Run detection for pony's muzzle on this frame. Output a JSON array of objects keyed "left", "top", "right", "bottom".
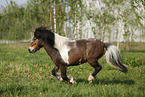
[{"left": 28, "top": 47, "right": 35, "bottom": 53}]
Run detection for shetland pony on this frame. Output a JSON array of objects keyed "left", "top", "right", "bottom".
[{"left": 28, "top": 27, "right": 128, "bottom": 84}]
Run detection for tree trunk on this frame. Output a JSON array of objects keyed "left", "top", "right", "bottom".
[
  {"left": 117, "top": 18, "right": 123, "bottom": 49},
  {"left": 53, "top": 0, "right": 56, "bottom": 32}
]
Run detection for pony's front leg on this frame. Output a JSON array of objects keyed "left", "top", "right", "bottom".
[
  {"left": 60, "top": 65, "right": 77, "bottom": 84},
  {"left": 51, "top": 65, "right": 62, "bottom": 80}
]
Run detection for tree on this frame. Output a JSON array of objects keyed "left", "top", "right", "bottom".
[{"left": 0, "top": 0, "right": 144, "bottom": 50}]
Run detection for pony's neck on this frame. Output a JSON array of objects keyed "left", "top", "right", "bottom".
[{"left": 44, "top": 43, "right": 59, "bottom": 59}]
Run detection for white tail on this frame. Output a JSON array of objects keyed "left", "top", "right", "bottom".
[{"left": 105, "top": 44, "right": 128, "bottom": 73}]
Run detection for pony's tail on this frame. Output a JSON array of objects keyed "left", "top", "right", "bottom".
[{"left": 104, "top": 43, "right": 128, "bottom": 73}]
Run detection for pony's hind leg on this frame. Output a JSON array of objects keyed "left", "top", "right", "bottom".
[{"left": 88, "top": 60, "right": 102, "bottom": 83}]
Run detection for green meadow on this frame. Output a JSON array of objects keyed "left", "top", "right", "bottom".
[{"left": 0, "top": 43, "right": 145, "bottom": 97}]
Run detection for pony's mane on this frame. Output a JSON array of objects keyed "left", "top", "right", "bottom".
[{"left": 35, "top": 27, "right": 55, "bottom": 46}]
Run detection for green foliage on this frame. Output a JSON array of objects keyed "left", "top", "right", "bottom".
[
  {"left": 0, "top": 43, "right": 145, "bottom": 96},
  {"left": 0, "top": 1, "right": 28, "bottom": 40},
  {"left": 122, "top": 51, "right": 145, "bottom": 67},
  {"left": 0, "top": 0, "right": 145, "bottom": 47}
]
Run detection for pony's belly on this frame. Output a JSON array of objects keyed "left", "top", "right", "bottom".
[
  {"left": 67, "top": 61, "right": 87, "bottom": 66},
  {"left": 68, "top": 56, "right": 87, "bottom": 66}
]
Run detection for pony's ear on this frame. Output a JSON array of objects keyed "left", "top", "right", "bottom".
[{"left": 34, "top": 28, "right": 41, "bottom": 39}]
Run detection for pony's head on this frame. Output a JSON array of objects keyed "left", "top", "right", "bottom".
[
  {"left": 28, "top": 38, "right": 41, "bottom": 53},
  {"left": 28, "top": 27, "right": 54, "bottom": 53}
]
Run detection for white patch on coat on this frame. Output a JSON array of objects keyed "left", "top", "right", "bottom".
[{"left": 54, "top": 33, "right": 72, "bottom": 64}]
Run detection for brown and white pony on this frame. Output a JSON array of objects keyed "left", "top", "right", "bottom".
[{"left": 28, "top": 27, "right": 128, "bottom": 84}]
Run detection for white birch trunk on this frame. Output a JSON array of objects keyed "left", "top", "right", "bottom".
[
  {"left": 117, "top": 18, "right": 123, "bottom": 49},
  {"left": 74, "top": 3, "right": 77, "bottom": 39},
  {"left": 53, "top": 1, "right": 56, "bottom": 32}
]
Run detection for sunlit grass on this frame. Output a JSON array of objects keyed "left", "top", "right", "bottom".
[{"left": 0, "top": 43, "right": 145, "bottom": 97}]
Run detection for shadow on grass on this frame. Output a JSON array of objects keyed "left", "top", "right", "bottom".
[{"left": 76, "top": 78, "right": 135, "bottom": 85}]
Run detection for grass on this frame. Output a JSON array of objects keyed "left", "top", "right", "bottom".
[{"left": 0, "top": 43, "right": 145, "bottom": 97}]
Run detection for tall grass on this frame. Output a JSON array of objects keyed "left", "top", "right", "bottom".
[{"left": 0, "top": 43, "right": 145, "bottom": 97}]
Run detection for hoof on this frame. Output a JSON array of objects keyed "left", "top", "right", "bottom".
[
  {"left": 55, "top": 73, "right": 62, "bottom": 80},
  {"left": 89, "top": 80, "right": 92, "bottom": 84},
  {"left": 88, "top": 74, "right": 95, "bottom": 84},
  {"left": 70, "top": 81, "right": 77, "bottom": 84},
  {"left": 70, "top": 77, "right": 77, "bottom": 84},
  {"left": 73, "top": 81, "right": 77, "bottom": 85},
  {"left": 88, "top": 79, "right": 95, "bottom": 84}
]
